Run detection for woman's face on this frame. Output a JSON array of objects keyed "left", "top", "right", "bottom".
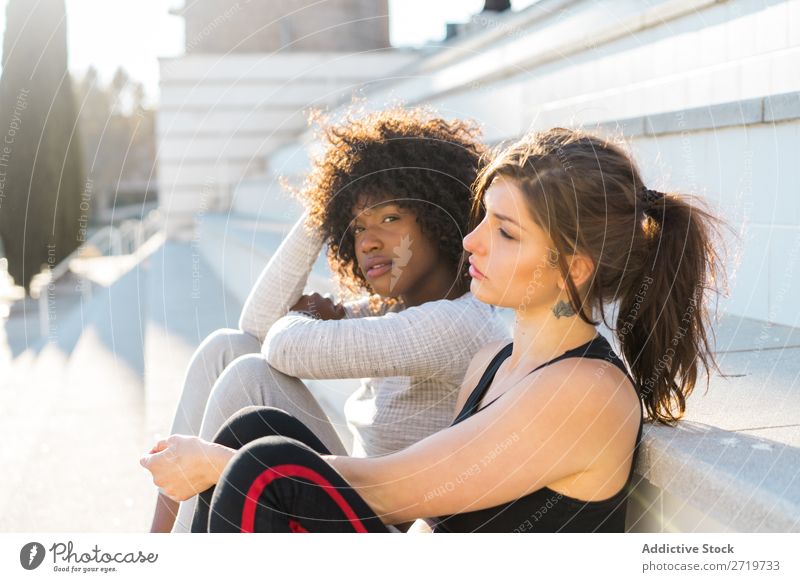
[
  {"left": 350, "top": 196, "right": 444, "bottom": 298},
  {"left": 462, "top": 176, "right": 567, "bottom": 313}
]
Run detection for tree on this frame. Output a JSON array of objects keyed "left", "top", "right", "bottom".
[
  {"left": 0, "top": 0, "right": 85, "bottom": 292},
  {"left": 73, "top": 66, "right": 157, "bottom": 223}
]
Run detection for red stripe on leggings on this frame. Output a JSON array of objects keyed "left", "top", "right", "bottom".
[{"left": 240, "top": 464, "right": 369, "bottom": 533}]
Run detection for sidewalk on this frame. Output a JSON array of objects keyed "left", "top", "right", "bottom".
[{"left": 0, "top": 239, "right": 240, "bottom": 532}]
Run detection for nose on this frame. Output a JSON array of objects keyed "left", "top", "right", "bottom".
[
  {"left": 359, "top": 228, "right": 384, "bottom": 254},
  {"left": 463, "top": 223, "right": 482, "bottom": 255}
]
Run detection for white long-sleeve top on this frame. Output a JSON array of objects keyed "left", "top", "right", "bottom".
[{"left": 239, "top": 210, "right": 511, "bottom": 457}]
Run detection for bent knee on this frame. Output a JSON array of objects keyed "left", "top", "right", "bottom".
[
  {"left": 210, "top": 406, "right": 293, "bottom": 446},
  {"left": 201, "top": 355, "right": 274, "bottom": 433},
  {"left": 200, "top": 328, "right": 261, "bottom": 360},
  {"left": 235, "top": 435, "right": 319, "bottom": 470},
  {"left": 225, "top": 354, "right": 306, "bottom": 397},
  {"left": 223, "top": 405, "right": 297, "bottom": 428}
]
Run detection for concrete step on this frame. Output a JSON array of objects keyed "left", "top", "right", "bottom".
[
  {"left": 142, "top": 239, "right": 244, "bottom": 443},
  {"left": 0, "top": 266, "right": 148, "bottom": 531}
]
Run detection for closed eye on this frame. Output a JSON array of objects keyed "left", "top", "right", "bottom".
[{"left": 498, "top": 228, "right": 514, "bottom": 240}]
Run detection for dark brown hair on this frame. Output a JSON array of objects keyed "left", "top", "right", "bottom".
[
  {"left": 292, "top": 105, "right": 486, "bottom": 311},
  {"left": 471, "top": 127, "right": 731, "bottom": 425}
]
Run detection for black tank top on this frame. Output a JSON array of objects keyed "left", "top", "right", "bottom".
[{"left": 431, "top": 332, "right": 644, "bottom": 533}]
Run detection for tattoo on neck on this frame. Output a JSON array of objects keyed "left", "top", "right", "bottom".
[{"left": 552, "top": 299, "right": 576, "bottom": 318}]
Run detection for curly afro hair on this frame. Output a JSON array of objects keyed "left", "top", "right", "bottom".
[{"left": 292, "top": 105, "right": 487, "bottom": 313}]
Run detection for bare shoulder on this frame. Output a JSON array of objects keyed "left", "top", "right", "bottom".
[
  {"left": 522, "top": 357, "right": 641, "bottom": 445},
  {"left": 451, "top": 339, "right": 512, "bottom": 419}
]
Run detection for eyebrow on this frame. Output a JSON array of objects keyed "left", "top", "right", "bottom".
[
  {"left": 490, "top": 211, "right": 525, "bottom": 231},
  {"left": 352, "top": 201, "right": 399, "bottom": 218}
]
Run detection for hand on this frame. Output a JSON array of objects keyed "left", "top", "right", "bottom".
[
  {"left": 290, "top": 292, "right": 345, "bottom": 320},
  {"left": 139, "top": 435, "right": 235, "bottom": 502}
]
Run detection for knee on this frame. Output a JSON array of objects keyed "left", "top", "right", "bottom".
[
  {"left": 228, "top": 435, "right": 319, "bottom": 478},
  {"left": 209, "top": 353, "right": 271, "bottom": 404},
  {"left": 222, "top": 405, "right": 298, "bottom": 432},
  {"left": 208, "top": 436, "right": 318, "bottom": 532},
  {"left": 214, "top": 354, "right": 304, "bottom": 406},
  {"left": 198, "top": 328, "right": 261, "bottom": 362},
  {"left": 214, "top": 436, "right": 319, "bottom": 503},
  {"left": 211, "top": 406, "right": 302, "bottom": 447}
]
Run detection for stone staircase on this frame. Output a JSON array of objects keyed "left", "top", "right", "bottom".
[
  {"left": 0, "top": 214, "right": 360, "bottom": 532},
  {"left": 0, "top": 236, "right": 241, "bottom": 532}
]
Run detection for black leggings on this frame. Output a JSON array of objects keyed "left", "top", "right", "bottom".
[{"left": 190, "top": 406, "right": 390, "bottom": 533}]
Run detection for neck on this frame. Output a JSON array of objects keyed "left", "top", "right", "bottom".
[
  {"left": 400, "top": 269, "right": 470, "bottom": 308},
  {"left": 507, "top": 302, "right": 598, "bottom": 372}
]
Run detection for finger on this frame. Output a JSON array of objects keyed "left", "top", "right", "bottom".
[
  {"left": 140, "top": 450, "right": 164, "bottom": 466},
  {"left": 140, "top": 447, "right": 170, "bottom": 469},
  {"left": 148, "top": 440, "right": 169, "bottom": 454}
]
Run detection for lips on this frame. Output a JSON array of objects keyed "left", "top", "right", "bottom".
[
  {"left": 363, "top": 257, "right": 393, "bottom": 278},
  {"left": 367, "top": 263, "right": 392, "bottom": 278},
  {"left": 468, "top": 257, "right": 485, "bottom": 279}
]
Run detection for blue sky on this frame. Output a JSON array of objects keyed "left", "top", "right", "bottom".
[{"left": 0, "top": 0, "right": 537, "bottom": 103}]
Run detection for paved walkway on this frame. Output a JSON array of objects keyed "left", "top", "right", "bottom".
[{"left": 0, "top": 239, "right": 241, "bottom": 532}]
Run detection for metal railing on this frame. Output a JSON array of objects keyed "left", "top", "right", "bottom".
[{"left": 32, "top": 210, "right": 163, "bottom": 337}]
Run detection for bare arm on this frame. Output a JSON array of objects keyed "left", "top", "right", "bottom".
[{"left": 325, "top": 361, "right": 634, "bottom": 524}]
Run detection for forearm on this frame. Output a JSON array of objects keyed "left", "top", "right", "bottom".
[
  {"left": 238, "top": 211, "right": 325, "bottom": 342},
  {"left": 205, "top": 443, "right": 237, "bottom": 487},
  {"left": 324, "top": 455, "right": 419, "bottom": 525},
  {"left": 263, "top": 303, "right": 477, "bottom": 380}
]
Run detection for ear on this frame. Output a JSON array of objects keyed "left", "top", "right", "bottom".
[{"left": 559, "top": 252, "right": 594, "bottom": 291}]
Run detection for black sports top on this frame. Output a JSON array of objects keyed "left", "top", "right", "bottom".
[{"left": 430, "top": 332, "right": 644, "bottom": 533}]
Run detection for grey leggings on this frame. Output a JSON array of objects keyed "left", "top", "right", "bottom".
[{"left": 168, "top": 328, "right": 347, "bottom": 533}]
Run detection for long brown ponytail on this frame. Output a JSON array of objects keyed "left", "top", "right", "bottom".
[{"left": 471, "top": 128, "right": 731, "bottom": 425}]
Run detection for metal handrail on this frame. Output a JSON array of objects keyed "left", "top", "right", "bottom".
[{"left": 35, "top": 210, "right": 163, "bottom": 337}]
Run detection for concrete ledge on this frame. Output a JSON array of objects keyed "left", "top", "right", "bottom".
[
  {"left": 630, "top": 422, "right": 800, "bottom": 532},
  {"left": 599, "top": 91, "right": 800, "bottom": 138},
  {"left": 764, "top": 92, "right": 800, "bottom": 123}
]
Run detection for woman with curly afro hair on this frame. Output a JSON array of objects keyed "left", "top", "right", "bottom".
[{"left": 145, "top": 106, "right": 511, "bottom": 533}]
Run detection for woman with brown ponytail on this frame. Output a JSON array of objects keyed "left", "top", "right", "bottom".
[{"left": 155, "top": 127, "right": 728, "bottom": 533}]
